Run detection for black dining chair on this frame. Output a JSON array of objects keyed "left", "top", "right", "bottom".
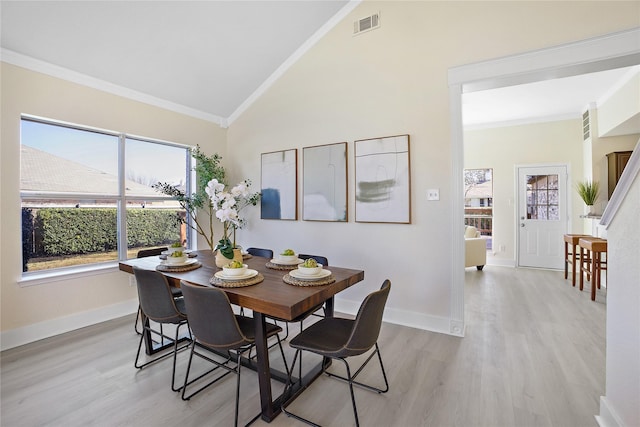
[
  {"left": 179, "top": 281, "right": 288, "bottom": 427},
  {"left": 134, "top": 247, "right": 183, "bottom": 335},
  {"left": 133, "top": 267, "right": 191, "bottom": 392},
  {"left": 282, "top": 279, "right": 391, "bottom": 427},
  {"left": 246, "top": 247, "right": 274, "bottom": 259}
]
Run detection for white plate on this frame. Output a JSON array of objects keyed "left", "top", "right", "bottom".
[
  {"left": 161, "top": 258, "right": 199, "bottom": 267},
  {"left": 214, "top": 269, "right": 259, "bottom": 281},
  {"left": 161, "top": 249, "right": 193, "bottom": 256},
  {"left": 271, "top": 258, "right": 304, "bottom": 266},
  {"left": 288, "top": 269, "right": 332, "bottom": 281}
]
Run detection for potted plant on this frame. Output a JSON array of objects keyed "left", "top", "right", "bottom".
[
  {"left": 153, "top": 145, "right": 226, "bottom": 251},
  {"left": 205, "top": 178, "right": 261, "bottom": 267},
  {"left": 576, "top": 180, "right": 600, "bottom": 214}
]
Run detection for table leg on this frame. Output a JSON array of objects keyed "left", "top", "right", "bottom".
[
  {"left": 253, "top": 312, "right": 278, "bottom": 422},
  {"left": 591, "top": 252, "right": 598, "bottom": 301},
  {"left": 579, "top": 246, "right": 585, "bottom": 291},
  {"left": 564, "top": 241, "right": 569, "bottom": 280},
  {"left": 571, "top": 244, "right": 577, "bottom": 286}
]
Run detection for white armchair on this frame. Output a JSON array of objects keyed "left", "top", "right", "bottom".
[{"left": 465, "top": 226, "right": 486, "bottom": 270}]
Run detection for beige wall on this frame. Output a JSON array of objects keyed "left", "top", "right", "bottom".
[
  {"left": 464, "top": 119, "right": 584, "bottom": 265},
  {"left": 1, "top": 0, "right": 638, "bottom": 343},
  {"left": 0, "top": 63, "right": 226, "bottom": 335},
  {"left": 227, "top": 1, "right": 640, "bottom": 327},
  {"left": 598, "top": 72, "right": 640, "bottom": 136}
]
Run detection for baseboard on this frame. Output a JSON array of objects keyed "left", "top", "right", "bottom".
[
  {"left": 335, "top": 297, "right": 457, "bottom": 337},
  {"left": 487, "top": 257, "right": 516, "bottom": 267},
  {"left": 596, "top": 396, "right": 624, "bottom": 427},
  {"left": 2, "top": 295, "right": 461, "bottom": 351},
  {"left": 0, "top": 299, "right": 138, "bottom": 351}
]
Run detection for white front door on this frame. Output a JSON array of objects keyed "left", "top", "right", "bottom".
[{"left": 517, "top": 165, "right": 568, "bottom": 269}]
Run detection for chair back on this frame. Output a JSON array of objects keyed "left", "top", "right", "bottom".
[
  {"left": 246, "top": 247, "right": 274, "bottom": 259},
  {"left": 133, "top": 267, "right": 186, "bottom": 324},
  {"left": 137, "top": 247, "right": 168, "bottom": 258},
  {"left": 298, "top": 254, "right": 329, "bottom": 266},
  {"left": 180, "top": 282, "right": 252, "bottom": 350},
  {"left": 342, "top": 280, "right": 390, "bottom": 356}
]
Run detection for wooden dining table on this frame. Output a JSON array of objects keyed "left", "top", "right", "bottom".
[{"left": 119, "top": 250, "right": 365, "bottom": 423}]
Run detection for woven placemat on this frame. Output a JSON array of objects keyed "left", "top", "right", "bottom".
[
  {"left": 156, "top": 261, "right": 202, "bottom": 273},
  {"left": 242, "top": 253, "right": 253, "bottom": 260},
  {"left": 210, "top": 273, "right": 264, "bottom": 288},
  {"left": 266, "top": 261, "right": 299, "bottom": 271},
  {"left": 283, "top": 274, "right": 335, "bottom": 287}
]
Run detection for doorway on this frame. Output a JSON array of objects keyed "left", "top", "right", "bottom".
[
  {"left": 448, "top": 28, "right": 640, "bottom": 337},
  {"left": 516, "top": 165, "right": 568, "bottom": 269}
]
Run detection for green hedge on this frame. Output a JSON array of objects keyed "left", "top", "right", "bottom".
[{"left": 28, "top": 208, "right": 181, "bottom": 256}]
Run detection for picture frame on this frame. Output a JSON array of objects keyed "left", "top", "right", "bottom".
[
  {"left": 303, "top": 142, "right": 348, "bottom": 222},
  {"left": 260, "top": 149, "right": 298, "bottom": 220},
  {"left": 354, "top": 134, "right": 411, "bottom": 223}
]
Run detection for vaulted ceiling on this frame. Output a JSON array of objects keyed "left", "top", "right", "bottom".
[{"left": 1, "top": 1, "right": 637, "bottom": 129}]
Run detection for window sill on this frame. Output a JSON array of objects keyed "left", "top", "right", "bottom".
[{"left": 18, "top": 262, "right": 121, "bottom": 287}]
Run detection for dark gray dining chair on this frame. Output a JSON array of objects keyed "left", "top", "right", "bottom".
[
  {"left": 133, "top": 267, "right": 191, "bottom": 392},
  {"left": 246, "top": 247, "right": 274, "bottom": 259},
  {"left": 179, "top": 281, "right": 288, "bottom": 427},
  {"left": 134, "top": 247, "right": 180, "bottom": 335},
  {"left": 282, "top": 279, "right": 391, "bottom": 427}
]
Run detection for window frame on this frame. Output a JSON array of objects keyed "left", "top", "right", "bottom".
[{"left": 19, "top": 115, "right": 194, "bottom": 284}]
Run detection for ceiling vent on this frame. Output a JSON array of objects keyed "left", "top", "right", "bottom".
[
  {"left": 353, "top": 12, "right": 380, "bottom": 36},
  {"left": 582, "top": 110, "right": 591, "bottom": 141}
]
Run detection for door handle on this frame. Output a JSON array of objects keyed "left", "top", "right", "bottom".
[{"left": 521, "top": 223, "right": 525, "bottom": 227}]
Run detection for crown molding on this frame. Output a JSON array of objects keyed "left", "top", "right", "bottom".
[
  {"left": 464, "top": 112, "right": 581, "bottom": 131},
  {"left": 1, "top": 48, "right": 228, "bottom": 128},
  {"left": 226, "top": 0, "right": 362, "bottom": 126}
]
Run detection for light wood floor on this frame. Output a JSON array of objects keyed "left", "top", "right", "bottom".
[{"left": 1, "top": 267, "right": 606, "bottom": 426}]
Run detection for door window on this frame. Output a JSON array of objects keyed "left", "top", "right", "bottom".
[{"left": 526, "top": 174, "right": 559, "bottom": 220}]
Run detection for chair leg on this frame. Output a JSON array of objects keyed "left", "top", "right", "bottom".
[
  {"left": 135, "top": 319, "right": 190, "bottom": 392},
  {"left": 338, "top": 358, "right": 360, "bottom": 427},
  {"left": 325, "top": 343, "right": 389, "bottom": 394},
  {"left": 282, "top": 345, "right": 389, "bottom": 427},
  {"left": 134, "top": 305, "right": 142, "bottom": 335},
  {"left": 234, "top": 350, "right": 242, "bottom": 427}
]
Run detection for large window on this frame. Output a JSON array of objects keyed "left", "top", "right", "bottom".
[{"left": 20, "top": 116, "right": 191, "bottom": 274}]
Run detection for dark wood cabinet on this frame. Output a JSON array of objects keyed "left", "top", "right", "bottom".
[{"left": 607, "top": 151, "right": 633, "bottom": 199}]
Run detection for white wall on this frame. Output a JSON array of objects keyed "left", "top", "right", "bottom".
[
  {"left": 0, "top": 63, "right": 226, "bottom": 346},
  {"left": 464, "top": 119, "right": 585, "bottom": 265},
  {"left": 600, "top": 170, "right": 640, "bottom": 427},
  {"left": 598, "top": 71, "right": 640, "bottom": 137},
  {"left": 226, "top": 1, "right": 640, "bottom": 333}
]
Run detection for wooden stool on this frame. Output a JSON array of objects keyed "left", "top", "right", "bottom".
[
  {"left": 563, "top": 234, "right": 590, "bottom": 287},
  {"left": 579, "top": 237, "right": 608, "bottom": 301}
]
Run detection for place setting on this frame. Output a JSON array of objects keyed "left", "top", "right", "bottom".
[
  {"left": 266, "top": 249, "right": 305, "bottom": 270},
  {"left": 156, "top": 248, "right": 202, "bottom": 272},
  {"left": 210, "top": 260, "right": 264, "bottom": 288},
  {"left": 283, "top": 258, "right": 335, "bottom": 287}
]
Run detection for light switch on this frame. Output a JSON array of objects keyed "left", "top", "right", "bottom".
[{"left": 427, "top": 189, "right": 440, "bottom": 201}]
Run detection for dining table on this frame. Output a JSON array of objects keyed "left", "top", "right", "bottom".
[{"left": 119, "top": 250, "right": 365, "bottom": 423}]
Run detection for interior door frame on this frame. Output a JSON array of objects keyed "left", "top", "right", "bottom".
[
  {"left": 448, "top": 28, "right": 640, "bottom": 337},
  {"left": 515, "top": 163, "right": 571, "bottom": 269}
]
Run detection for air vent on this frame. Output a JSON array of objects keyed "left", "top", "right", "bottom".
[
  {"left": 353, "top": 12, "right": 380, "bottom": 36},
  {"left": 582, "top": 110, "right": 590, "bottom": 141}
]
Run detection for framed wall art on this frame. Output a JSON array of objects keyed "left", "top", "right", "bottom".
[
  {"left": 260, "top": 149, "right": 298, "bottom": 220},
  {"left": 303, "top": 142, "right": 348, "bottom": 222},
  {"left": 354, "top": 134, "right": 411, "bottom": 223}
]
